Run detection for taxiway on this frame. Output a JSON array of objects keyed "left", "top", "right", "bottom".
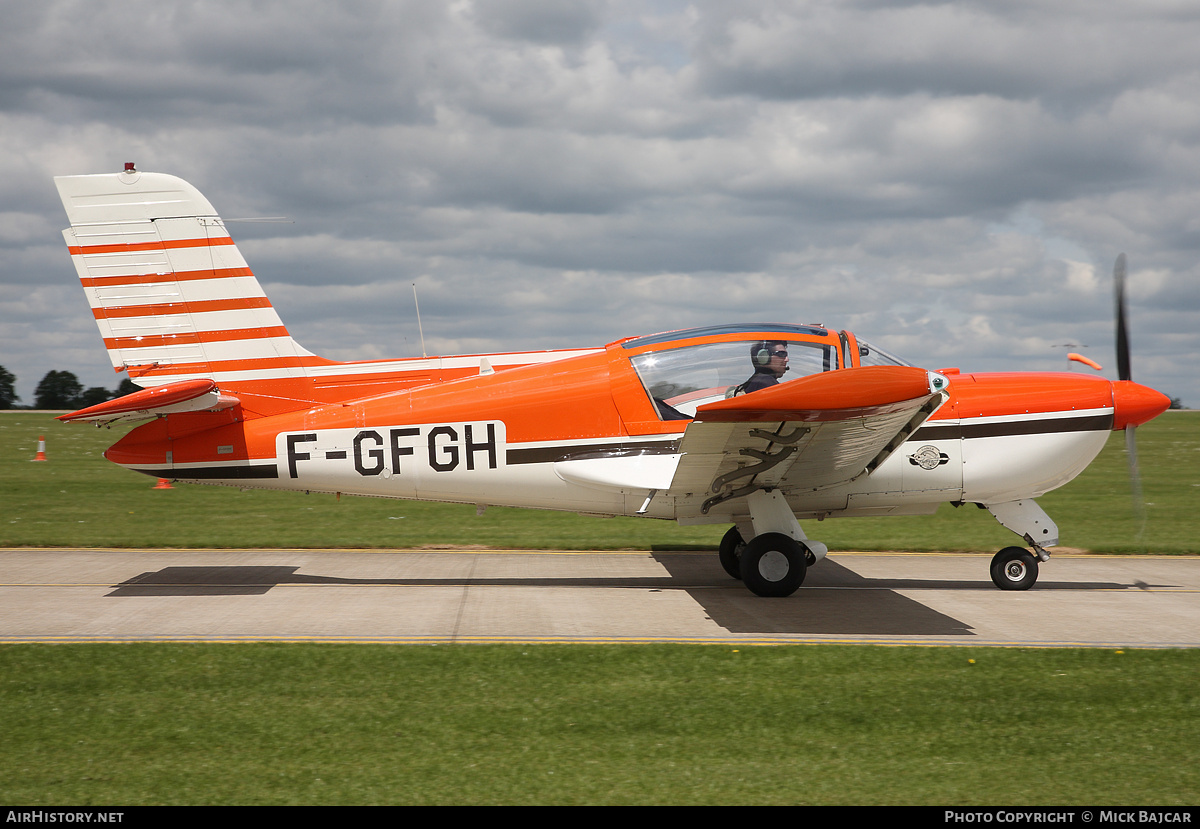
[{"left": 2, "top": 547, "right": 1198, "bottom": 647}]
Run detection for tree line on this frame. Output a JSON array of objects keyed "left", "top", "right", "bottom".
[{"left": 0, "top": 366, "right": 138, "bottom": 410}]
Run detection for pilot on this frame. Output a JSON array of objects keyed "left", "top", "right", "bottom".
[{"left": 736, "top": 341, "right": 789, "bottom": 395}]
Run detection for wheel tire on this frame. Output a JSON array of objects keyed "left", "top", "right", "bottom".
[
  {"left": 741, "top": 532, "right": 807, "bottom": 597},
  {"left": 719, "top": 526, "right": 745, "bottom": 580},
  {"left": 990, "top": 546, "right": 1039, "bottom": 591}
]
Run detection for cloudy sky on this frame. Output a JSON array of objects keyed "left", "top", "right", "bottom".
[{"left": 2, "top": 0, "right": 1197, "bottom": 407}]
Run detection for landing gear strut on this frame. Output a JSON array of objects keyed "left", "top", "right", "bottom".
[
  {"left": 719, "top": 491, "right": 826, "bottom": 597},
  {"left": 984, "top": 499, "right": 1056, "bottom": 591},
  {"left": 989, "top": 546, "right": 1039, "bottom": 591}
]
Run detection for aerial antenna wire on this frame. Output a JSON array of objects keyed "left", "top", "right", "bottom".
[{"left": 413, "top": 283, "right": 427, "bottom": 358}]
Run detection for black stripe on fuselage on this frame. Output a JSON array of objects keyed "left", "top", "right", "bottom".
[
  {"left": 507, "top": 414, "right": 1113, "bottom": 467},
  {"left": 909, "top": 412, "right": 1113, "bottom": 442},
  {"left": 132, "top": 465, "right": 280, "bottom": 480},
  {"left": 130, "top": 414, "right": 1111, "bottom": 480},
  {"left": 506, "top": 440, "right": 681, "bottom": 466},
  {"left": 133, "top": 443, "right": 682, "bottom": 477}
]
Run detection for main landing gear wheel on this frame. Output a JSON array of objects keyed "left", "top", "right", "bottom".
[
  {"left": 719, "top": 526, "right": 745, "bottom": 580},
  {"left": 740, "top": 532, "right": 807, "bottom": 597},
  {"left": 990, "top": 546, "right": 1039, "bottom": 591}
]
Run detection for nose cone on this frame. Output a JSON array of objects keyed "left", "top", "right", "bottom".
[{"left": 1112, "top": 380, "right": 1171, "bottom": 430}]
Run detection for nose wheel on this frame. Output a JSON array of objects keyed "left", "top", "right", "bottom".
[{"left": 990, "top": 546, "right": 1039, "bottom": 590}]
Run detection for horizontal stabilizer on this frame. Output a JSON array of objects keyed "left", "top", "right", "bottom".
[{"left": 58, "top": 379, "right": 239, "bottom": 425}]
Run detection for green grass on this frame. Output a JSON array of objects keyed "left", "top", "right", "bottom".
[
  {"left": 3, "top": 413, "right": 1198, "bottom": 805},
  {"left": 1, "top": 643, "right": 1197, "bottom": 805},
  {"left": 2, "top": 410, "right": 1197, "bottom": 552}
]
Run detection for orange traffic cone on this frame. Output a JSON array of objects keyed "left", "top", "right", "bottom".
[
  {"left": 153, "top": 478, "right": 173, "bottom": 490},
  {"left": 32, "top": 436, "right": 47, "bottom": 461}
]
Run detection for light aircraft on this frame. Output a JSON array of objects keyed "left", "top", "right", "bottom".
[{"left": 53, "top": 166, "right": 1171, "bottom": 597}]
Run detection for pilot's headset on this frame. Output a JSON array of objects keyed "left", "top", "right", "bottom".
[
  {"left": 727, "top": 341, "right": 779, "bottom": 398},
  {"left": 752, "top": 341, "right": 774, "bottom": 367}
]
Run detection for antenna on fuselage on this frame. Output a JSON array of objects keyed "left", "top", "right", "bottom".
[{"left": 413, "top": 283, "right": 427, "bottom": 358}]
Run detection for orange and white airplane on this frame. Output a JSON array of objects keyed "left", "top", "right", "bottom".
[{"left": 53, "top": 166, "right": 1171, "bottom": 597}]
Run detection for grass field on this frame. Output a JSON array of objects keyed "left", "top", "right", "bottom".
[
  {"left": 2, "top": 410, "right": 1197, "bottom": 553},
  {"left": 1, "top": 644, "right": 1198, "bottom": 806},
  {"left": 2, "top": 410, "right": 1198, "bottom": 805}
]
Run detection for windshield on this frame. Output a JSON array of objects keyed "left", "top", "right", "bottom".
[
  {"left": 630, "top": 339, "right": 839, "bottom": 420},
  {"left": 855, "top": 339, "right": 912, "bottom": 367}
]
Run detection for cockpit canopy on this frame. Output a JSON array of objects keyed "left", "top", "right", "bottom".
[{"left": 622, "top": 324, "right": 910, "bottom": 420}]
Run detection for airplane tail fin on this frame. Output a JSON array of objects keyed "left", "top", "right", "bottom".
[{"left": 55, "top": 168, "right": 319, "bottom": 391}]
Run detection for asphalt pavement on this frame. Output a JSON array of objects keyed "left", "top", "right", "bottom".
[{"left": 2, "top": 547, "right": 1198, "bottom": 647}]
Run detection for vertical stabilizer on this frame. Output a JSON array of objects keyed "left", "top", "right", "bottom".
[{"left": 55, "top": 168, "right": 317, "bottom": 388}]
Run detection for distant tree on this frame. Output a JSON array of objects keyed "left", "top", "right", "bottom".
[
  {"left": 1169, "top": 397, "right": 1184, "bottom": 410},
  {"left": 34, "top": 370, "right": 84, "bottom": 410},
  {"left": 115, "top": 378, "right": 140, "bottom": 397},
  {"left": 78, "top": 386, "right": 114, "bottom": 407},
  {"left": 0, "top": 365, "right": 17, "bottom": 409}
]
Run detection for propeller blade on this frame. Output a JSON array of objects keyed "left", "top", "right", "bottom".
[
  {"left": 1115, "top": 255, "right": 1145, "bottom": 538},
  {"left": 1114, "top": 253, "right": 1131, "bottom": 382}
]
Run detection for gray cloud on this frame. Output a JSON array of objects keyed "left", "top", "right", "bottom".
[
  {"left": 472, "top": 0, "right": 608, "bottom": 45},
  {"left": 691, "top": 1, "right": 1200, "bottom": 105},
  {"left": 1, "top": 0, "right": 1197, "bottom": 409}
]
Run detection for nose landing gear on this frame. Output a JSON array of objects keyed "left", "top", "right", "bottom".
[{"left": 989, "top": 545, "right": 1040, "bottom": 590}]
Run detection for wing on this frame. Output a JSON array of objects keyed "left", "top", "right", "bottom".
[{"left": 667, "top": 366, "right": 949, "bottom": 517}]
